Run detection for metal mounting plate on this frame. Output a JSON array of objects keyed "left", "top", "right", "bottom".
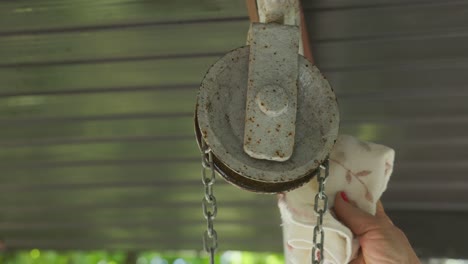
[
  {"left": 196, "top": 46, "right": 339, "bottom": 192},
  {"left": 244, "top": 23, "right": 299, "bottom": 161}
]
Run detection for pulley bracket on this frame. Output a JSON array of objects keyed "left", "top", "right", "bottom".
[{"left": 243, "top": 23, "right": 300, "bottom": 162}]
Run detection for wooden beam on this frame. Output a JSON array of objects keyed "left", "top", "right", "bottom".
[
  {"left": 245, "top": 0, "right": 260, "bottom": 23},
  {"left": 299, "top": 1, "right": 314, "bottom": 63}
]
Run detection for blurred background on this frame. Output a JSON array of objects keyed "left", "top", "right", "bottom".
[{"left": 0, "top": 0, "right": 467, "bottom": 263}]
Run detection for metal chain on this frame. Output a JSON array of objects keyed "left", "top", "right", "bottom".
[
  {"left": 200, "top": 140, "right": 218, "bottom": 264},
  {"left": 200, "top": 139, "right": 328, "bottom": 264},
  {"left": 312, "top": 159, "right": 330, "bottom": 264}
]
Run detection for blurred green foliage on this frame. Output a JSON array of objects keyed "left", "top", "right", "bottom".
[{"left": 0, "top": 250, "right": 284, "bottom": 264}]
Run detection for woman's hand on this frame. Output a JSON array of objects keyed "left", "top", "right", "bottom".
[{"left": 334, "top": 192, "right": 421, "bottom": 264}]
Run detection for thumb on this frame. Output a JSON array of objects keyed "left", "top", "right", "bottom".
[{"left": 334, "top": 192, "right": 378, "bottom": 236}]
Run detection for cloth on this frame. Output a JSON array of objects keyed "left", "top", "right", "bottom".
[{"left": 278, "top": 135, "right": 395, "bottom": 264}]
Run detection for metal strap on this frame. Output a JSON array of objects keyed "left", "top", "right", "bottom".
[{"left": 243, "top": 23, "right": 300, "bottom": 162}]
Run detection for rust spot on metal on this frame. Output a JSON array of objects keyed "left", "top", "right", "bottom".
[
  {"left": 275, "top": 150, "right": 285, "bottom": 158},
  {"left": 206, "top": 102, "right": 212, "bottom": 111},
  {"left": 257, "top": 139, "right": 261, "bottom": 144},
  {"left": 248, "top": 117, "right": 255, "bottom": 123},
  {"left": 256, "top": 124, "right": 260, "bottom": 127},
  {"left": 288, "top": 132, "right": 293, "bottom": 136}
]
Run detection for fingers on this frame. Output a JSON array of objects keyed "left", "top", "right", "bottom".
[
  {"left": 349, "top": 255, "right": 366, "bottom": 264},
  {"left": 375, "top": 200, "right": 386, "bottom": 217},
  {"left": 376, "top": 200, "right": 394, "bottom": 225},
  {"left": 334, "top": 192, "right": 378, "bottom": 236}
]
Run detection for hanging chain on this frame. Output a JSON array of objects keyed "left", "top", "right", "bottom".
[
  {"left": 312, "top": 159, "right": 330, "bottom": 264},
  {"left": 200, "top": 140, "right": 218, "bottom": 264}
]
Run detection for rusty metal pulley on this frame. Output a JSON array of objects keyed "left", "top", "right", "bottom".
[{"left": 194, "top": 2, "right": 339, "bottom": 194}]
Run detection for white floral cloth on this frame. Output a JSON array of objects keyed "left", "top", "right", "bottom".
[{"left": 278, "top": 135, "right": 395, "bottom": 264}]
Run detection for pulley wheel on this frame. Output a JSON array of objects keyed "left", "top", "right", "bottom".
[{"left": 194, "top": 46, "right": 339, "bottom": 193}]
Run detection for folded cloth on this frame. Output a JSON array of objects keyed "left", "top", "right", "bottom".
[{"left": 278, "top": 135, "right": 395, "bottom": 264}]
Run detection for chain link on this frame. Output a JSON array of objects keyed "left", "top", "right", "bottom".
[
  {"left": 200, "top": 140, "right": 218, "bottom": 264},
  {"left": 312, "top": 159, "right": 330, "bottom": 264}
]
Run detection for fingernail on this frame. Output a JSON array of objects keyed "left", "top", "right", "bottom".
[{"left": 340, "top": 191, "right": 349, "bottom": 203}]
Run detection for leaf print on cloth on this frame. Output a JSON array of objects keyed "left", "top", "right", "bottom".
[
  {"left": 365, "top": 190, "right": 374, "bottom": 203},
  {"left": 330, "top": 158, "right": 374, "bottom": 203},
  {"left": 385, "top": 162, "right": 393, "bottom": 176},
  {"left": 358, "top": 141, "right": 372, "bottom": 152},
  {"left": 345, "top": 171, "right": 352, "bottom": 183},
  {"left": 355, "top": 170, "right": 372, "bottom": 177}
]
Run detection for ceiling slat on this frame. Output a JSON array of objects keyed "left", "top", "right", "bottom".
[
  {"left": 0, "top": 184, "right": 272, "bottom": 206},
  {"left": 0, "top": 203, "right": 279, "bottom": 222},
  {"left": 1, "top": 58, "right": 467, "bottom": 98},
  {"left": 304, "top": 0, "right": 467, "bottom": 10},
  {"left": 4, "top": 236, "right": 282, "bottom": 252},
  {"left": 0, "top": 0, "right": 248, "bottom": 34},
  {"left": 0, "top": 134, "right": 466, "bottom": 164},
  {"left": 1, "top": 89, "right": 466, "bottom": 121},
  {"left": 315, "top": 35, "right": 468, "bottom": 69},
  {"left": 1, "top": 115, "right": 467, "bottom": 142},
  {"left": 0, "top": 58, "right": 214, "bottom": 94},
  {"left": 0, "top": 21, "right": 248, "bottom": 66},
  {"left": 304, "top": 1, "right": 468, "bottom": 41},
  {"left": 0, "top": 178, "right": 467, "bottom": 209}
]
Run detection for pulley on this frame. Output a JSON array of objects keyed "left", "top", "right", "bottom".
[{"left": 194, "top": 1, "right": 339, "bottom": 193}]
